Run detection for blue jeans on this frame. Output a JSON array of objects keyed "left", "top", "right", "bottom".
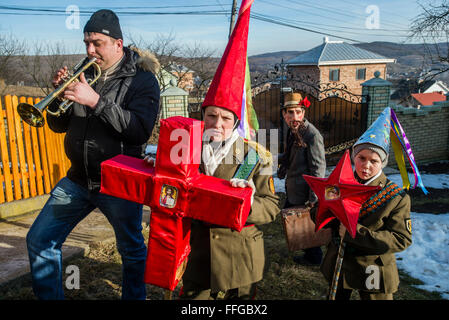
[{"left": 26, "top": 177, "right": 147, "bottom": 300}]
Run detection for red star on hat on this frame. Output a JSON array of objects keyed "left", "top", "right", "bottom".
[{"left": 303, "top": 150, "right": 381, "bottom": 238}]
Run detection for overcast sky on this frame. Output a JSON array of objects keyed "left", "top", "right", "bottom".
[{"left": 0, "top": 0, "right": 424, "bottom": 56}]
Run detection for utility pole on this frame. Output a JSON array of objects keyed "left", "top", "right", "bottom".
[{"left": 228, "top": 0, "right": 238, "bottom": 38}]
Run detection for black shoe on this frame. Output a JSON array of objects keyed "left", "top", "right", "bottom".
[{"left": 293, "top": 255, "right": 321, "bottom": 266}]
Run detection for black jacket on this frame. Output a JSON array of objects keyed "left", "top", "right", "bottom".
[{"left": 47, "top": 46, "right": 160, "bottom": 191}]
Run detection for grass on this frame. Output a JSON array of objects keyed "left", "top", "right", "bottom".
[
  {"left": 256, "top": 214, "right": 444, "bottom": 300},
  {"left": 0, "top": 190, "right": 446, "bottom": 300},
  {"left": 409, "top": 188, "right": 449, "bottom": 214}
]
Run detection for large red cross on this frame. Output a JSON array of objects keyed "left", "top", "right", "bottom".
[{"left": 100, "top": 116, "right": 253, "bottom": 291}]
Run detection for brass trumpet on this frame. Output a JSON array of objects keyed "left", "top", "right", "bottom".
[{"left": 17, "top": 57, "right": 101, "bottom": 127}]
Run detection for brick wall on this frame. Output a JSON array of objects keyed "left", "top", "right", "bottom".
[
  {"left": 319, "top": 63, "right": 387, "bottom": 95},
  {"left": 288, "top": 66, "right": 320, "bottom": 83},
  {"left": 160, "top": 95, "right": 189, "bottom": 119},
  {"left": 363, "top": 74, "right": 449, "bottom": 164},
  {"left": 289, "top": 64, "right": 388, "bottom": 96},
  {"left": 388, "top": 104, "right": 449, "bottom": 164},
  {"left": 363, "top": 85, "right": 392, "bottom": 125}
]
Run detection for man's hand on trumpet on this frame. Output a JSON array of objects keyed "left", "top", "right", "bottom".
[
  {"left": 63, "top": 72, "right": 100, "bottom": 109},
  {"left": 52, "top": 66, "right": 69, "bottom": 89}
]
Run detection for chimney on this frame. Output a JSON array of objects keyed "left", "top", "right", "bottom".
[{"left": 323, "top": 36, "right": 329, "bottom": 43}]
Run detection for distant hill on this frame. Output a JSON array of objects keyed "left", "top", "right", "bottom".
[
  {"left": 248, "top": 51, "right": 302, "bottom": 73},
  {"left": 248, "top": 41, "right": 449, "bottom": 79},
  {"left": 4, "top": 41, "right": 449, "bottom": 90}
]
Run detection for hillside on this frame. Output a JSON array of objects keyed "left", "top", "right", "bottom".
[
  {"left": 247, "top": 41, "right": 448, "bottom": 78},
  {"left": 3, "top": 41, "right": 449, "bottom": 91}
]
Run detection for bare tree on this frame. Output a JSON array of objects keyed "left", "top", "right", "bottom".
[
  {"left": 18, "top": 40, "right": 79, "bottom": 95},
  {"left": 128, "top": 32, "right": 217, "bottom": 97},
  {"left": 128, "top": 31, "right": 184, "bottom": 91},
  {"left": 410, "top": 0, "right": 449, "bottom": 80},
  {"left": 180, "top": 42, "right": 216, "bottom": 99},
  {"left": 185, "top": 43, "right": 219, "bottom": 100},
  {"left": 0, "top": 33, "right": 26, "bottom": 94}
]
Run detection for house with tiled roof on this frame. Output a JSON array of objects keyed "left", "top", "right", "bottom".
[
  {"left": 286, "top": 37, "right": 396, "bottom": 95},
  {"left": 410, "top": 92, "right": 446, "bottom": 108},
  {"left": 390, "top": 79, "right": 449, "bottom": 107}
]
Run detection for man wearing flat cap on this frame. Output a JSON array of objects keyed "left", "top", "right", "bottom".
[
  {"left": 278, "top": 92, "right": 326, "bottom": 266},
  {"left": 26, "top": 9, "right": 160, "bottom": 300}
]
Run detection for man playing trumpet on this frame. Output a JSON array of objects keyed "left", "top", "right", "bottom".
[{"left": 26, "top": 9, "right": 160, "bottom": 300}]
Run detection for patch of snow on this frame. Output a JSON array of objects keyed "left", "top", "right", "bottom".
[
  {"left": 387, "top": 173, "right": 449, "bottom": 189},
  {"left": 145, "top": 144, "right": 157, "bottom": 155},
  {"left": 396, "top": 212, "right": 449, "bottom": 299}
]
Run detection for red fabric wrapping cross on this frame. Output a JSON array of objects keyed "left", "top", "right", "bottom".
[{"left": 100, "top": 116, "right": 253, "bottom": 290}]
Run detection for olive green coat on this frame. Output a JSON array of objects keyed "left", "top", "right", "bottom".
[
  {"left": 182, "top": 137, "right": 280, "bottom": 292},
  {"left": 320, "top": 173, "right": 412, "bottom": 294}
]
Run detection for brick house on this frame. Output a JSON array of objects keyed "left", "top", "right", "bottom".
[
  {"left": 390, "top": 79, "right": 449, "bottom": 107},
  {"left": 286, "top": 37, "right": 396, "bottom": 95},
  {"left": 167, "top": 63, "right": 195, "bottom": 93},
  {"left": 410, "top": 92, "right": 446, "bottom": 108}
]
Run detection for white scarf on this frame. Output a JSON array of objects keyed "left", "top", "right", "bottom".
[
  {"left": 363, "top": 170, "right": 382, "bottom": 185},
  {"left": 202, "top": 130, "right": 240, "bottom": 176}
]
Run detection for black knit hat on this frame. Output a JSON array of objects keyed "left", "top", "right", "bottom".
[{"left": 84, "top": 9, "right": 123, "bottom": 40}]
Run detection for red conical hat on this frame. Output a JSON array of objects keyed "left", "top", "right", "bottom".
[{"left": 201, "top": 0, "right": 254, "bottom": 120}]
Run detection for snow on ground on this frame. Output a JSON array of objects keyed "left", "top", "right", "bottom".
[
  {"left": 274, "top": 173, "right": 449, "bottom": 299},
  {"left": 388, "top": 173, "right": 449, "bottom": 189},
  {"left": 147, "top": 143, "right": 449, "bottom": 298},
  {"left": 396, "top": 212, "right": 449, "bottom": 299},
  {"left": 273, "top": 177, "right": 285, "bottom": 193},
  {"left": 145, "top": 144, "right": 157, "bottom": 155},
  {"left": 273, "top": 172, "right": 449, "bottom": 195}
]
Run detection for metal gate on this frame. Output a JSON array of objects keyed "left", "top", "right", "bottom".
[{"left": 252, "top": 78, "right": 367, "bottom": 161}]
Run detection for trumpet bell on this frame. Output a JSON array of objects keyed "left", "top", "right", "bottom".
[{"left": 17, "top": 102, "right": 45, "bottom": 127}]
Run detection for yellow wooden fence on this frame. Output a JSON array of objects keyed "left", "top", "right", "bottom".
[{"left": 0, "top": 95, "right": 70, "bottom": 204}]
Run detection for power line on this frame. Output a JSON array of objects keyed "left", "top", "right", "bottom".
[
  {"left": 255, "top": 12, "right": 410, "bottom": 37},
  {"left": 0, "top": 4, "right": 411, "bottom": 43},
  {"left": 0, "top": 4, "right": 228, "bottom": 10},
  {"left": 250, "top": 12, "right": 363, "bottom": 43},
  {"left": 262, "top": 0, "right": 411, "bottom": 34},
  {"left": 0, "top": 5, "right": 229, "bottom": 15},
  {"left": 0, "top": 7, "right": 229, "bottom": 16},
  {"left": 252, "top": 12, "right": 411, "bottom": 42},
  {"left": 337, "top": 0, "right": 415, "bottom": 23},
  {"left": 286, "top": 0, "right": 410, "bottom": 30}
]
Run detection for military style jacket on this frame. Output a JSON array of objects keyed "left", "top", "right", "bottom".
[
  {"left": 320, "top": 172, "right": 412, "bottom": 294},
  {"left": 182, "top": 137, "right": 281, "bottom": 292}
]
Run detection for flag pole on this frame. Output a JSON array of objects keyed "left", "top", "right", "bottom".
[{"left": 328, "top": 234, "right": 346, "bottom": 300}]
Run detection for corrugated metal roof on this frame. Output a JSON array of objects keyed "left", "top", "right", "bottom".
[
  {"left": 161, "top": 86, "right": 189, "bottom": 96},
  {"left": 287, "top": 40, "right": 395, "bottom": 66}
]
